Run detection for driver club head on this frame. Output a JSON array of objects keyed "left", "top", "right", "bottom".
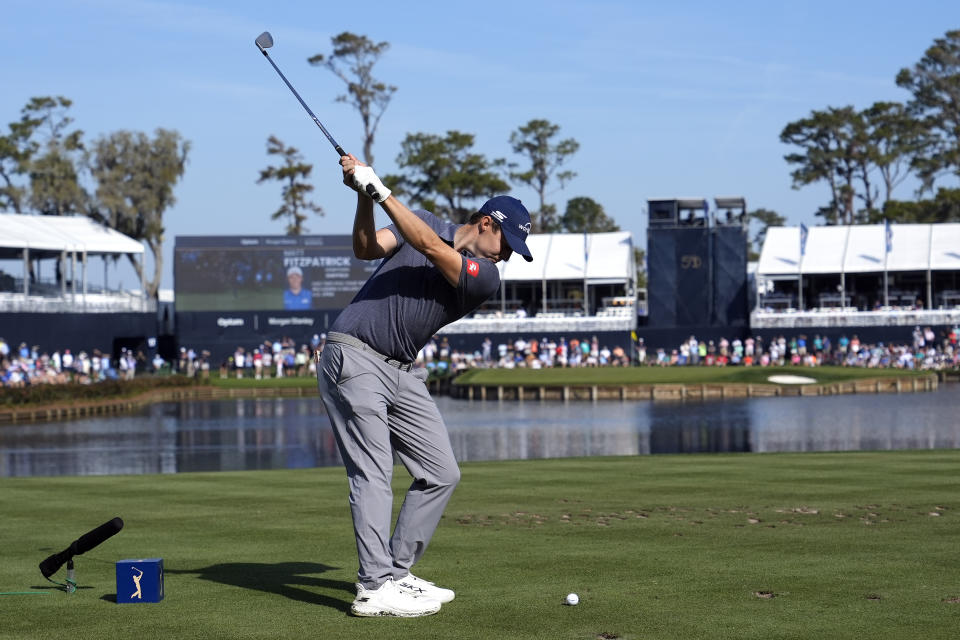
[{"left": 255, "top": 31, "right": 274, "bottom": 50}]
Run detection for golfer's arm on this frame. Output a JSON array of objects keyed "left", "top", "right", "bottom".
[
  {"left": 379, "top": 195, "right": 462, "bottom": 286},
  {"left": 352, "top": 193, "right": 397, "bottom": 260}
]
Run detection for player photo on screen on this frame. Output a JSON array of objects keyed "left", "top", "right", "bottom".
[
  {"left": 173, "top": 236, "right": 379, "bottom": 312},
  {"left": 283, "top": 266, "right": 312, "bottom": 309}
]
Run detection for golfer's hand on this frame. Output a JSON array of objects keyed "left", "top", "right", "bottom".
[
  {"left": 340, "top": 154, "right": 365, "bottom": 191},
  {"left": 341, "top": 154, "right": 391, "bottom": 203}
]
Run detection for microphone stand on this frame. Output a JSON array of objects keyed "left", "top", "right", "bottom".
[{"left": 65, "top": 560, "right": 76, "bottom": 594}]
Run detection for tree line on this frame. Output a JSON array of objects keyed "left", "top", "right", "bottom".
[
  {"left": 0, "top": 96, "right": 189, "bottom": 298},
  {"left": 265, "top": 28, "right": 960, "bottom": 268},
  {"left": 779, "top": 29, "right": 960, "bottom": 228},
  {"left": 257, "top": 32, "right": 618, "bottom": 237},
  {"left": 7, "top": 29, "right": 957, "bottom": 299},
  {"left": 256, "top": 32, "right": 640, "bottom": 282}
]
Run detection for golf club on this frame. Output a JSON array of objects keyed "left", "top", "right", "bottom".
[{"left": 255, "top": 31, "right": 346, "bottom": 158}]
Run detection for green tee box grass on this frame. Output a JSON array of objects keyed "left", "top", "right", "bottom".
[{"left": 2, "top": 452, "right": 958, "bottom": 639}]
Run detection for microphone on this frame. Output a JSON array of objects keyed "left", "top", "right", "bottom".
[{"left": 39, "top": 517, "right": 124, "bottom": 579}]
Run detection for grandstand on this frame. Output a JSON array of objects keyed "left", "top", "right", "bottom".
[
  {"left": 0, "top": 213, "right": 155, "bottom": 353},
  {"left": 12, "top": 210, "right": 958, "bottom": 363},
  {"left": 755, "top": 223, "right": 960, "bottom": 330},
  {"left": 439, "top": 231, "right": 638, "bottom": 337}
]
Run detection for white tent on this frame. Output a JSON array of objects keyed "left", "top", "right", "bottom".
[
  {"left": 843, "top": 225, "right": 885, "bottom": 273},
  {"left": 0, "top": 213, "right": 143, "bottom": 256},
  {"left": 489, "top": 231, "right": 634, "bottom": 316},
  {"left": 803, "top": 226, "right": 847, "bottom": 274},
  {"left": 498, "top": 231, "right": 633, "bottom": 282},
  {"left": 930, "top": 223, "right": 960, "bottom": 270},
  {"left": 758, "top": 223, "right": 960, "bottom": 276},
  {"left": 756, "top": 227, "right": 800, "bottom": 275},
  {"left": 884, "top": 224, "right": 931, "bottom": 271},
  {"left": 757, "top": 223, "right": 960, "bottom": 310},
  {"left": 0, "top": 212, "right": 145, "bottom": 300}
]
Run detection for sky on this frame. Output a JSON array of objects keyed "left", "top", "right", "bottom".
[{"left": 3, "top": 0, "right": 959, "bottom": 290}]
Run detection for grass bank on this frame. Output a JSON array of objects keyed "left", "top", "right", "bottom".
[
  {"left": 453, "top": 364, "right": 931, "bottom": 386},
  {"left": 0, "top": 367, "right": 933, "bottom": 406},
  {"left": 204, "top": 365, "right": 929, "bottom": 389},
  {"left": 205, "top": 375, "right": 316, "bottom": 389},
  {"left": 1, "top": 451, "right": 958, "bottom": 639}
]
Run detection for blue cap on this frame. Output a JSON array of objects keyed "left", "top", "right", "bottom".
[{"left": 479, "top": 196, "right": 533, "bottom": 262}]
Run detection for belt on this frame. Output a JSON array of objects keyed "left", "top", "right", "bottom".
[{"left": 325, "top": 332, "right": 416, "bottom": 372}]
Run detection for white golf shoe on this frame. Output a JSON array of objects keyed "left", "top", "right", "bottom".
[
  {"left": 350, "top": 578, "right": 441, "bottom": 617},
  {"left": 396, "top": 573, "right": 455, "bottom": 603}
]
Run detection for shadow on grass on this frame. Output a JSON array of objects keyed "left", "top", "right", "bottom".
[{"left": 168, "top": 562, "right": 353, "bottom": 612}]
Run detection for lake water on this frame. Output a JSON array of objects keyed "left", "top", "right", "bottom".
[{"left": 1, "top": 386, "right": 958, "bottom": 477}]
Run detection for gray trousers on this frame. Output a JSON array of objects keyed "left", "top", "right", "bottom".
[{"left": 317, "top": 341, "right": 460, "bottom": 589}]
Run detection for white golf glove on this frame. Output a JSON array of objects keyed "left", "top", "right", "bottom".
[{"left": 351, "top": 166, "right": 391, "bottom": 203}]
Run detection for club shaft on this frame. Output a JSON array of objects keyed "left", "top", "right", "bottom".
[{"left": 259, "top": 49, "right": 345, "bottom": 157}]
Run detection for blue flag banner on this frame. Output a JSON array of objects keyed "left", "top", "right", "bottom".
[
  {"left": 800, "top": 223, "right": 809, "bottom": 257},
  {"left": 885, "top": 219, "right": 893, "bottom": 254}
]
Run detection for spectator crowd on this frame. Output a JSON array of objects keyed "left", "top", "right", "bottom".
[
  {"left": 425, "top": 325, "right": 960, "bottom": 374},
  {"left": 634, "top": 326, "right": 959, "bottom": 371},
  {"left": 0, "top": 337, "right": 143, "bottom": 387},
  {"left": 3, "top": 325, "right": 958, "bottom": 388},
  {"left": 222, "top": 334, "right": 321, "bottom": 379}
]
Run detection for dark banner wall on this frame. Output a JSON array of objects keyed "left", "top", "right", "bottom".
[
  {"left": 175, "top": 309, "right": 342, "bottom": 364},
  {"left": 674, "top": 227, "right": 711, "bottom": 326},
  {"left": 712, "top": 226, "right": 748, "bottom": 327},
  {"left": 647, "top": 225, "right": 747, "bottom": 329},
  {"left": 647, "top": 228, "right": 678, "bottom": 327},
  {"left": 634, "top": 325, "right": 749, "bottom": 351},
  {"left": 0, "top": 312, "right": 156, "bottom": 357},
  {"left": 648, "top": 226, "right": 713, "bottom": 327}
]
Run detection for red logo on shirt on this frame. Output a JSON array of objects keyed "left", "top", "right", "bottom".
[{"left": 466, "top": 259, "right": 479, "bottom": 277}]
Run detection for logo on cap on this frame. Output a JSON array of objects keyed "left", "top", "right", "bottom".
[
  {"left": 489, "top": 210, "right": 506, "bottom": 223},
  {"left": 519, "top": 222, "right": 531, "bottom": 234}
]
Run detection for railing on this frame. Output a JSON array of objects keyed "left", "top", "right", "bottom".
[
  {"left": 751, "top": 308, "right": 960, "bottom": 329},
  {"left": 437, "top": 314, "right": 637, "bottom": 335},
  {"left": 0, "top": 292, "right": 155, "bottom": 313}
]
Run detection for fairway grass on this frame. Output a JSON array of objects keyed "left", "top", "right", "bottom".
[{"left": 1, "top": 452, "right": 958, "bottom": 639}]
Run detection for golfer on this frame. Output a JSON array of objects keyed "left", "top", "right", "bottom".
[{"left": 317, "top": 154, "right": 532, "bottom": 617}]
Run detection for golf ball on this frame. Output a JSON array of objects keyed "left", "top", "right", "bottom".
[{"left": 565, "top": 593, "right": 579, "bottom": 606}]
